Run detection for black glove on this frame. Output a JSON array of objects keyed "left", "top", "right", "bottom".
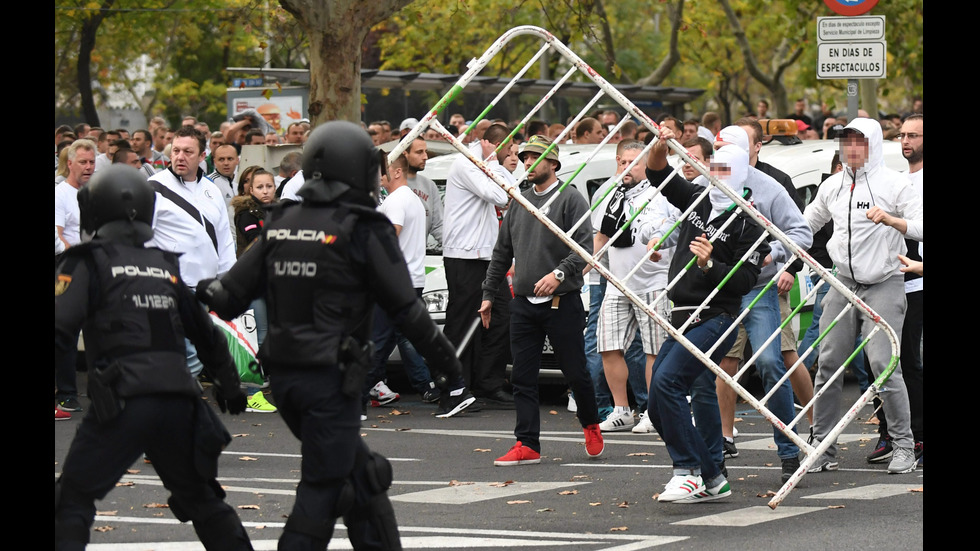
[{"left": 213, "top": 385, "right": 248, "bottom": 415}]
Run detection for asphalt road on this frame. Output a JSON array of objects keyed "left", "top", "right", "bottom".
[{"left": 55, "top": 374, "right": 923, "bottom": 550}]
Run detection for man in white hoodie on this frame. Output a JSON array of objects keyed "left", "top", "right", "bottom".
[
  {"left": 803, "top": 117, "right": 923, "bottom": 475},
  {"left": 443, "top": 123, "right": 517, "bottom": 405}
]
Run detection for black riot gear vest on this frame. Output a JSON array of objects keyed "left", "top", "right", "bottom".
[
  {"left": 259, "top": 201, "right": 404, "bottom": 368},
  {"left": 79, "top": 243, "right": 202, "bottom": 398}
]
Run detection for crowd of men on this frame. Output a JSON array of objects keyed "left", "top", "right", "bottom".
[{"left": 55, "top": 97, "right": 922, "bottom": 547}]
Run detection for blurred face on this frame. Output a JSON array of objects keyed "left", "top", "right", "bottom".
[
  {"left": 822, "top": 118, "right": 836, "bottom": 137},
  {"left": 286, "top": 124, "right": 304, "bottom": 144},
  {"left": 67, "top": 148, "right": 96, "bottom": 187},
  {"left": 661, "top": 119, "right": 682, "bottom": 136},
  {"left": 130, "top": 132, "right": 149, "bottom": 154},
  {"left": 248, "top": 134, "right": 265, "bottom": 145},
  {"left": 841, "top": 133, "right": 870, "bottom": 170},
  {"left": 170, "top": 136, "right": 205, "bottom": 179},
  {"left": 450, "top": 114, "right": 465, "bottom": 129},
  {"left": 616, "top": 149, "right": 646, "bottom": 187},
  {"left": 682, "top": 145, "right": 706, "bottom": 181},
  {"left": 214, "top": 145, "right": 238, "bottom": 177},
  {"left": 900, "top": 119, "right": 923, "bottom": 164},
  {"left": 503, "top": 142, "right": 519, "bottom": 173},
  {"left": 523, "top": 152, "right": 556, "bottom": 185},
  {"left": 251, "top": 174, "right": 276, "bottom": 204},
  {"left": 406, "top": 139, "right": 428, "bottom": 172},
  {"left": 153, "top": 128, "right": 170, "bottom": 150},
  {"left": 209, "top": 136, "right": 224, "bottom": 151},
  {"left": 795, "top": 100, "right": 806, "bottom": 114},
  {"left": 424, "top": 128, "right": 441, "bottom": 141},
  {"left": 757, "top": 101, "right": 768, "bottom": 116},
  {"left": 122, "top": 151, "right": 142, "bottom": 170},
  {"left": 265, "top": 133, "right": 280, "bottom": 145},
  {"left": 682, "top": 123, "right": 698, "bottom": 142}
]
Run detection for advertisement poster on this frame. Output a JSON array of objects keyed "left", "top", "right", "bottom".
[{"left": 232, "top": 96, "right": 305, "bottom": 136}]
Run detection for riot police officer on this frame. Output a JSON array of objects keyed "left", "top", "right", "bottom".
[
  {"left": 196, "top": 120, "right": 469, "bottom": 551},
  {"left": 55, "top": 165, "right": 252, "bottom": 551}
]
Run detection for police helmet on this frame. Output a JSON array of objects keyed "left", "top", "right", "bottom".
[
  {"left": 300, "top": 120, "right": 381, "bottom": 206},
  {"left": 78, "top": 164, "right": 155, "bottom": 243}
]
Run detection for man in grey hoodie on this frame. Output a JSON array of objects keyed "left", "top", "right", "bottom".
[{"left": 803, "top": 117, "right": 923, "bottom": 475}]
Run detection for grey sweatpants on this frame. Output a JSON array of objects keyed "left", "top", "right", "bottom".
[{"left": 812, "top": 274, "right": 913, "bottom": 456}]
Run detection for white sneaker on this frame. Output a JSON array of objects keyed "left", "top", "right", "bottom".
[
  {"left": 631, "top": 411, "right": 654, "bottom": 433},
  {"left": 599, "top": 408, "right": 634, "bottom": 432},
  {"left": 567, "top": 393, "right": 578, "bottom": 413},
  {"left": 658, "top": 473, "right": 705, "bottom": 502},
  {"left": 369, "top": 380, "right": 400, "bottom": 406}
]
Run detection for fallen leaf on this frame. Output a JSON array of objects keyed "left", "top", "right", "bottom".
[
  {"left": 255, "top": 525, "right": 266, "bottom": 529},
  {"left": 116, "top": 482, "right": 135, "bottom": 487},
  {"left": 617, "top": 501, "right": 629, "bottom": 508},
  {"left": 449, "top": 480, "right": 474, "bottom": 486},
  {"left": 371, "top": 424, "right": 379, "bottom": 428},
  {"left": 488, "top": 481, "right": 513, "bottom": 487},
  {"left": 549, "top": 410, "right": 558, "bottom": 415},
  {"left": 97, "top": 510, "right": 117, "bottom": 516},
  {"left": 238, "top": 505, "right": 260, "bottom": 510},
  {"left": 239, "top": 456, "right": 258, "bottom": 461},
  {"left": 125, "top": 469, "right": 139, "bottom": 474},
  {"left": 827, "top": 505, "right": 846, "bottom": 509},
  {"left": 652, "top": 493, "right": 661, "bottom": 500},
  {"left": 757, "top": 491, "right": 777, "bottom": 498},
  {"left": 909, "top": 487, "right": 923, "bottom": 493},
  {"left": 94, "top": 526, "right": 114, "bottom": 533},
  {"left": 536, "top": 508, "right": 554, "bottom": 512},
  {"left": 558, "top": 490, "right": 578, "bottom": 495},
  {"left": 571, "top": 475, "right": 591, "bottom": 480},
  {"left": 474, "top": 448, "right": 491, "bottom": 452},
  {"left": 391, "top": 409, "right": 409, "bottom": 416},
  {"left": 746, "top": 474, "right": 758, "bottom": 478},
  {"left": 610, "top": 526, "right": 628, "bottom": 532},
  {"left": 507, "top": 500, "right": 531, "bottom": 504},
  {"left": 232, "top": 433, "right": 249, "bottom": 438},
  {"left": 589, "top": 502, "right": 602, "bottom": 506},
  {"left": 144, "top": 503, "right": 169, "bottom": 508},
  {"left": 396, "top": 428, "right": 411, "bottom": 432},
  {"left": 627, "top": 452, "right": 655, "bottom": 456}
]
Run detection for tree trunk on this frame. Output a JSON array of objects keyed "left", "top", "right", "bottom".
[
  {"left": 280, "top": 0, "right": 412, "bottom": 126},
  {"left": 77, "top": 0, "right": 116, "bottom": 126}
]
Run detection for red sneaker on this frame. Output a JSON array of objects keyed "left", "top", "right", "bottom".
[
  {"left": 584, "top": 424, "right": 604, "bottom": 457},
  {"left": 55, "top": 408, "right": 71, "bottom": 421},
  {"left": 494, "top": 442, "right": 541, "bottom": 466}
]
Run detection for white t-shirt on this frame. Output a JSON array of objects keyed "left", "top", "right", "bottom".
[
  {"left": 279, "top": 170, "right": 305, "bottom": 202},
  {"left": 593, "top": 180, "right": 679, "bottom": 297},
  {"left": 905, "top": 168, "right": 923, "bottom": 294},
  {"left": 379, "top": 185, "right": 427, "bottom": 288},
  {"left": 55, "top": 181, "right": 82, "bottom": 247}
]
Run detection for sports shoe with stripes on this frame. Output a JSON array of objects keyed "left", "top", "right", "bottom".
[
  {"left": 598, "top": 408, "right": 634, "bottom": 432},
  {"left": 246, "top": 391, "right": 277, "bottom": 413},
  {"left": 677, "top": 478, "right": 731, "bottom": 503},
  {"left": 658, "top": 474, "right": 704, "bottom": 502}
]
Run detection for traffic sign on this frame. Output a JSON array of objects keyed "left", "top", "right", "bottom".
[
  {"left": 823, "top": 0, "right": 879, "bottom": 16},
  {"left": 818, "top": 15, "right": 885, "bottom": 42},
  {"left": 816, "top": 16, "right": 887, "bottom": 80}
]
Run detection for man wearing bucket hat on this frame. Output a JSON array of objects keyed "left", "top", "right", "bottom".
[{"left": 480, "top": 134, "right": 606, "bottom": 466}]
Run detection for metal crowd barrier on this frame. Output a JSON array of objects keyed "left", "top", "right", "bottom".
[{"left": 387, "top": 25, "right": 903, "bottom": 508}]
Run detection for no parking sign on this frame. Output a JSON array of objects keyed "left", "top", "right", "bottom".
[{"left": 823, "top": 0, "right": 879, "bottom": 17}]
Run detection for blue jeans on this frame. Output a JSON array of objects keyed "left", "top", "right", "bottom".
[
  {"left": 365, "top": 289, "right": 436, "bottom": 399},
  {"left": 585, "top": 279, "right": 648, "bottom": 412},
  {"left": 693, "top": 287, "right": 799, "bottom": 460},
  {"left": 648, "top": 315, "right": 736, "bottom": 479},
  {"left": 585, "top": 281, "right": 613, "bottom": 410}
]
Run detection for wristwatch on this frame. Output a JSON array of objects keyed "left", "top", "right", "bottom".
[
  {"left": 699, "top": 259, "right": 713, "bottom": 274},
  {"left": 552, "top": 269, "right": 565, "bottom": 282}
]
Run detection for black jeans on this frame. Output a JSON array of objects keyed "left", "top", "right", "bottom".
[{"left": 509, "top": 294, "right": 598, "bottom": 452}]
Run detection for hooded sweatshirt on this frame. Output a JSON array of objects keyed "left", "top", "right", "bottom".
[
  {"left": 804, "top": 117, "right": 923, "bottom": 285},
  {"left": 715, "top": 126, "right": 813, "bottom": 286},
  {"left": 645, "top": 145, "right": 770, "bottom": 321}
]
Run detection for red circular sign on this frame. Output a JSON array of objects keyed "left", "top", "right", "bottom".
[{"left": 823, "top": 0, "right": 879, "bottom": 16}]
